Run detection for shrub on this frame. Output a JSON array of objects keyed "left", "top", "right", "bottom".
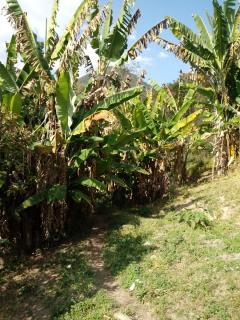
[{"left": 175, "top": 209, "right": 212, "bottom": 229}]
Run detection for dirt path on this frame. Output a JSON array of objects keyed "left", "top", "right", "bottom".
[{"left": 84, "top": 216, "right": 158, "bottom": 320}]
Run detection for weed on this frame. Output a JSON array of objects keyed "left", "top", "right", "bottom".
[
  {"left": 57, "top": 291, "right": 113, "bottom": 320},
  {"left": 103, "top": 168, "right": 240, "bottom": 319},
  {"left": 103, "top": 230, "right": 153, "bottom": 276},
  {"left": 203, "top": 301, "right": 229, "bottom": 319},
  {"left": 175, "top": 209, "right": 212, "bottom": 229}
]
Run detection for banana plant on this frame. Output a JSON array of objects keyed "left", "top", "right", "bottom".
[
  {"left": 1, "top": 0, "right": 143, "bottom": 247},
  {"left": 113, "top": 80, "right": 205, "bottom": 189},
  {"left": 14, "top": 66, "right": 143, "bottom": 209},
  {"left": 126, "top": 81, "right": 203, "bottom": 144},
  {"left": 1, "top": 0, "right": 101, "bottom": 115},
  {"left": 90, "top": 0, "right": 138, "bottom": 73},
  {"left": 89, "top": 0, "right": 169, "bottom": 74},
  {"left": 0, "top": 35, "right": 27, "bottom": 115},
  {"left": 152, "top": 0, "right": 240, "bottom": 173}
]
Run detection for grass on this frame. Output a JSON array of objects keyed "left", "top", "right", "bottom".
[
  {"left": 0, "top": 240, "right": 114, "bottom": 320},
  {"left": 57, "top": 291, "right": 114, "bottom": 320},
  {"left": 1, "top": 166, "right": 240, "bottom": 319},
  {"left": 103, "top": 166, "right": 240, "bottom": 319}
]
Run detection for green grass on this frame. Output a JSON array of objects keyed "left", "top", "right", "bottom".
[
  {"left": 57, "top": 291, "right": 114, "bottom": 320},
  {"left": 2, "top": 166, "right": 240, "bottom": 319},
  {"left": 0, "top": 242, "right": 114, "bottom": 320},
  {"left": 103, "top": 167, "right": 240, "bottom": 319}
]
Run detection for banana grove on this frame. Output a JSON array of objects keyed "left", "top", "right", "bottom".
[{"left": 1, "top": 0, "right": 240, "bottom": 252}]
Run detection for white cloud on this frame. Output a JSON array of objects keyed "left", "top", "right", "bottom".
[
  {"left": 158, "top": 51, "right": 169, "bottom": 59},
  {"left": 129, "top": 32, "right": 137, "bottom": 41},
  {"left": 135, "top": 55, "right": 153, "bottom": 66}
]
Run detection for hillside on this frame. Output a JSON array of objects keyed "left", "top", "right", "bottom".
[
  {"left": 102, "top": 166, "right": 240, "bottom": 319},
  {"left": 1, "top": 167, "right": 240, "bottom": 319},
  {"left": 2, "top": 0, "right": 240, "bottom": 319}
]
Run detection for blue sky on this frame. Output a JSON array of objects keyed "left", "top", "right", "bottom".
[
  {"left": 124, "top": 0, "right": 214, "bottom": 84},
  {"left": 0, "top": 0, "right": 217, "bottom": 84}
]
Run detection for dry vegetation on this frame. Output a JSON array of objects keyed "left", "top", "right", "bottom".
[{"left": 1, "top": 0, "right": 240, "bottom": 319}]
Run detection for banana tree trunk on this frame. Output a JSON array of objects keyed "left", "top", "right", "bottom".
[
  {"left": 132, "top": 158, "right": 169, "bottom": 204},
  {"left": 37, "top": 147, "right": 68, "bottom": 244},
  {"left": 213, "top": 131, "right": 229, "bottom": 176},
  {"left": 230, "top": 128, "right": 240, "bottom": 160},
  {"left": 36, "top": 95, "right": 68, "bottom": 245},
  {"left": 174, "top": 144, "right": 188, "bottom": 185}
]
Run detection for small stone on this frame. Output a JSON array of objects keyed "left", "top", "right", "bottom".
[
  {"left": 143, "top": 241, "right": 151, "bottom": 247},
  {"left": 129, "top": 282, "right": 136, "bottom": 292},
  {"left": 114, "top": 312, "right": 132, "bottom": 320},
  {"left": 221, "top": 253, "right": 240, "bottom": 261}
]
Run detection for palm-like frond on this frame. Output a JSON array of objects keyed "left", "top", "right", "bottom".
[
  {"left": 184, "top": 38, "right": 216, "bottom": 62},
  {"left": 155, "top": 37, "right": 208, "bottom": 69},
  {"left": 46, "top": 0, "right": 59, "bottom": 60},
  {"left": 126, "top": 19, "right": 168, "bottom": 60},
  {"left": 6, "top": 35, "right": 17, "bottom": 75},
  {"left": 167, "top": 16, "right": 202, "bottom": 46},
  {"left": 56, "top": 70, "right": 75, "bottom": 135},
  {"left": 18, "top": 68, "right": 37, "bottom": 93},
  {"left": 171, "top": 89, "right": 196, "bottom": 123},
  {"left": 51, "top": 0, "right": 97, "bottom": 61},
  {"left": 170, "top": 109, "right": 202, "bottom": 136},
  {"left": 167, "top": 17, "right": 215, "bottom": 61},
  {"left": 72, "top": 86, "right": 143, "bottom": 135},
  {"left": 59, "top": 7, "right": 106, "bottom": 72},
  {"left": 163, "top": 85, "right": 178, "bottom": 112},
  {"left": 233, "top": 6, "right": 240, "bottom": 40},
  {"left": 128, "top": 9, "right": 141, "bottom": 34},
  {"left": 103, "top": 1, "right": 113, "bottom": 42},
  {"left": 102, "top": 0, "right": 133, "bottom": 61},
  {"left": 0, "top": 62, "right": 18, "bottom": 93},
  {"left": 223, "top": 0, "right": 236, "bottom": 28},
  {"left": 206, "top": 9, "right": 214, "bottom": 29},
  {"left": 149, "top": 80, "right": 166, "bottom": 110},
  {"left": 193, "top": 14, "right": 213, "bottom": 50},
  {"left": 231, "top": 6, "right": 240, "bottom": 59},
  {"left": 90, "top": 1, "right": 112, "bottom": 55},
  {"left": 213, "top": 0, "right": 229, "bottom": 60},
  {"left": 5, "top": 0, "right": 52, "bottom": 80}
]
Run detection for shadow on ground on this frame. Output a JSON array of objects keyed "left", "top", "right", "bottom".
[
  {"left": 104, "top": 231, "right": 156, "bottom": 276},
  {"left": 0, "top": 241, "right": 95, "bottom": 320},
  {"left": 0, "top": 211, "right": 155, "bottom": 320}
]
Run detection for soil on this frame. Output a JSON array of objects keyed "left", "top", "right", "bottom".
[{"left": 84, "top": 215, "right": 158, "bottom": 320}]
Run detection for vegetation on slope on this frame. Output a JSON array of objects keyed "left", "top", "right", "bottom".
[
  {"left": 103, "top": 166, "right": 240, "bottom": 319},
  {"left": 0, "top": 236, "right": 114, "bottom": 319},
  {"left": 1, "top": 0, "right": 240, "bottom": 317},
  {"left": 1, "top": 166, "right": 240, "bottom": 319}
]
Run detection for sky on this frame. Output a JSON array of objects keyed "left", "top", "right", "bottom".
[{"left": 0, "top": 0, "right": 216, "bottom": 84}]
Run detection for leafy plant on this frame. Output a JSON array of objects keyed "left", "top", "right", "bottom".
[
  {"left": 175, "top": 209, "right": 212, "bottom": 229},
  {"left": 0, "top": 0, "right": 145, "bottom": 249},
  {"left": 155, "top": 0, "right": 240, "bottom": 174}
]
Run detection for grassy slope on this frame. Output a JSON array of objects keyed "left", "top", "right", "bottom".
[
  {"left": 104, "top": 167, "right": 240, "bottom": 320},
  {"left": 0, "top": 240, "right": 114, "bottom": 320},
  {"left": 1, "top": 168, "right": 240, "bottom": 320}
]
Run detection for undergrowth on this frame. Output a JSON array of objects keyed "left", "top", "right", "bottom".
[{"left": 103, "top": 168, "right": 240, "bottom": 319}]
